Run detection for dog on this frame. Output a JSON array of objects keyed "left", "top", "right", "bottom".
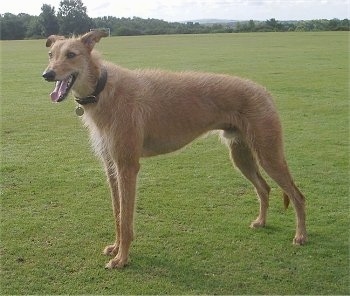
[{"left": 42, "top": 30, "right": 307, "bottom": 269}]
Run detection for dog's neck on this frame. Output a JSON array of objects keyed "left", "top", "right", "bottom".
[{"left": 75, "top": 67, "right": 108, "bottom": 105}]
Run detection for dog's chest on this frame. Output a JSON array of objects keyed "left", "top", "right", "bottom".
[{"left": 82, "top": 114, "right": 107, "bottom": 157}]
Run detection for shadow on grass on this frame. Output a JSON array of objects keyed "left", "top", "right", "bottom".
[{"left": 128, "top": 251, "right": 248, "bottom": 294}]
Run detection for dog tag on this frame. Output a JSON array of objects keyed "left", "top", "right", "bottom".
[{"left": 75, "top": 106, "right": 84, "bottom": 116}]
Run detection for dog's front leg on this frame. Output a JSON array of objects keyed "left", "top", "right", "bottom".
[
  {"left": 105, "top": 158, "right": 140, "bottom": 269},
  {"left": 102, "top": 154, "right": 121, "bottom": 257}
]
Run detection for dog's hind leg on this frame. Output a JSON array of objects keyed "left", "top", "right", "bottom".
[
  {"left": 224, "top": 133, "right": 271, "bottom": 228},
  {"left": 252, "top": 128, "right": 307, "bottom": 245},
  {"left": 258, "top": 152, "right": 307, "bottom": 245}
]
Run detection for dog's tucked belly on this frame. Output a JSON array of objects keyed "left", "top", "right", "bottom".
[
  {"left": 142, "top": 136, "right": 196, "bottom": 157},
  {"left": 141, "top": 131, "right": 209, "bottom": 157},
  {"left": 140, "top": 116, "right": 235, "bottom": 157}
]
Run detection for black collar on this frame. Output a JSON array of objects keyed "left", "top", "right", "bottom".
[{"left": 75, "top": 67, "right": 108, "bottom": 105}]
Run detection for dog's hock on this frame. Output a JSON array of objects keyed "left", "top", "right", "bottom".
[{"left": 80, "top": 30, "right": 108, "bottom": 52}]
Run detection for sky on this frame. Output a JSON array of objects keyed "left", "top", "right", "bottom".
[{"left": 1, "top": 0, "right": 349, "bottom": 22}]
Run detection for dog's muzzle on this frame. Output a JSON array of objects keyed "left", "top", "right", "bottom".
[
  {"left": 42, "top": 70, "right": 56, "bottom": 82},
  {"left": 42, "top": 69, "right": 78, "bottom": 103}
]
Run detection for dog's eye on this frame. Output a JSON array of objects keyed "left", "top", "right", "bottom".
[
  {"left": 67, "top": 52, "right": 76, "bottom": 59},
  {"left": 48, "top": 52, "right": 53, "bottom": 59}
]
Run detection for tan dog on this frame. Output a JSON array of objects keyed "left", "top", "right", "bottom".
[{"left": 42, "top": 31, "right": 307, "bottom": 269}]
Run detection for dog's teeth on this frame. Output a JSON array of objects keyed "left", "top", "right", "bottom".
[{"left": 67, "top": 75, "right": 74, "bottom": 87}]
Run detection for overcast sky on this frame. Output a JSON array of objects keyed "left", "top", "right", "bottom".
[{"left": 1, "top": 0, "right": 349, "bottom": 22}]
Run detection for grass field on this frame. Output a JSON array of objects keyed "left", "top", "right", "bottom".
[{"left": 1, "top": 32, "right": 349, "bottom": 294}]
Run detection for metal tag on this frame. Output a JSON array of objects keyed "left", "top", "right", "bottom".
[{"left": 75, "top": 106, "right": 84, "bottom": 116}]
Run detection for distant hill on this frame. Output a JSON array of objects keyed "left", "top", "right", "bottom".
[
  {"left": 183, "top": 19, "right": 238, "bottom": 25},
  {"left": 184, "top": 19, "right": 300, "bottom": 25}
]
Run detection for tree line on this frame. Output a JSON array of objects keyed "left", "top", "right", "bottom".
[{"left": 1, "top": 0, "right": 349, "bottom": 40}]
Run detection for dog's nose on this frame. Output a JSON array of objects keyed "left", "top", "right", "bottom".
[{"left": 42, "top": 70, "right": 56, "bottom": 81}]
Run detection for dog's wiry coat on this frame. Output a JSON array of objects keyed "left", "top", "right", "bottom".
[{"left": 43, "top": 31, "right": 307, "bottom": 269}]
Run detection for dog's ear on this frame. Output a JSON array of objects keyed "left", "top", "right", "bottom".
[
  {"left": 46, "top": 35, "right": 65, "bottom": 47},
  {"left": 80, "top": 30, "right": 108, "bottom": 52}
]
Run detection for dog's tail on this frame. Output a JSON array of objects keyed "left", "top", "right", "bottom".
[
  {"left": 283, "top": 192, "right": 290, "bottom": 209},
  {"left": 283, "top": 181, "right": 306, "bottom": 210}
]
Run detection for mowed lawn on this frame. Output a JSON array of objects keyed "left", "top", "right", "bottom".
[{"left": 1, "top": 32, "right": 349, "bottom": 294}]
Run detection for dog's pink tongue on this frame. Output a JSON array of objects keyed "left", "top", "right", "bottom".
[{"left": 50, "top": 80, "right": 68, "bottom": 102}]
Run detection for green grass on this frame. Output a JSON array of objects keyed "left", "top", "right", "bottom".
[{"left": 1, "top": 32, "right": 349, "bottom": 294}]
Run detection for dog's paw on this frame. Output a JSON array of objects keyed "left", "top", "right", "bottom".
[
  {"left": 250, "top": 218, "right": 266, "bottom": 228},
  {"left": 105, "top": 255, "right": 128, "bottom": 269},
  {"left": 293, "top": 234, "right": 307, "bottom": 245},
  {"left": 103, "top": 244, "right": 119, "bottom": 256}
]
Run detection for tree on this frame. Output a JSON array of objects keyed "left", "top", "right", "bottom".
[
  {"left": 248, "top": 20, "right": 255, "bottom": 32},
  {"left": 0, "top": 13, "right": 27, "bottom": 40},
  {"left": 39, "top": 4, "right": 59, "bottom": 36},
  {"left": 26, "top": 16, "right": 42, "bottom": 38},
  {"left": 339, "top": 19, "right": 350, "bottom": 31},
  {"left": 265, "top": 18, "right": 283, "bottom": 31},
  {"left": 57, "top": 0, "right": 92, "bottom": 35}
]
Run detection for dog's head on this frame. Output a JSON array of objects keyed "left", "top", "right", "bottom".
[{"left": 42, "top": 30, "right": 108, "bottom": 102}]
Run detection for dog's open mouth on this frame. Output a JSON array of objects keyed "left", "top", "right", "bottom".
[{"left": 50, "top": 74, "right": 77, "bottom": 102}]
